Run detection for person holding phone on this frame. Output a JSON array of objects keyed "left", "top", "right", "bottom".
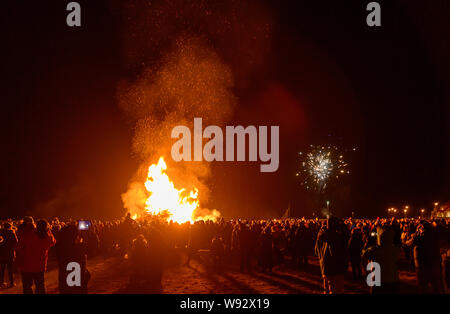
[
  {"left": 56, "top": 224, "right": 90, "bottom": 294},
  {"left": 362, "top": 227, "right": 401, "bottom": 294}
]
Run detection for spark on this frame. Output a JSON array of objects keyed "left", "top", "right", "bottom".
[{"left": 296, "top": 145, "right": 350, "bottom": 192}]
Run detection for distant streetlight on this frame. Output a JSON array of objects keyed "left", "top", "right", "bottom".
[
  {"left": 388, "top": 208, "right": 394, "bottom": 217},
  {"left": 432, "top": 202, "right": 439, "bottom": 217}
]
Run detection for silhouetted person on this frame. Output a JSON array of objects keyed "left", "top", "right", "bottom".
[
  {"left": 186, "top": 222, "right": 202, "bottom": 266},
  {"left": 129, "top": 233, "right": 163, "bottom": 292},
  {"left": 129, "top": 234, "right": 149, "bottom": 285},
  {"left": 406, "top": 221, "right": 445, "bottom": 293},
  {"left": 0, "top": 222, "right": 18, "bottom": 287},
  {"left": 294, "top": 222, "right": 309, "bottom": 268},
  {"left": 120, "top": 213, "right": 135, "bottom": 254},
  {"left": 363, "top": 227, "right": 401, "bottom": 294},
  {"left": 315, "top": 216, "right": 348, "bottom": 294},
  {"left": 17, "top": 216, "right": 35, "bottom": 240},
  {"left": 258, "top": 228, "right": 274, "bottom": 272},
  {"left": 210, "top": 236, "right": 225, "bottom": 270},
  {"left": 238, "top": 223, "right": 253, "bottom": 273},
  {"left": 86, "top": 229, "right": 100, "bottom": 258},
  {"left": 348, "top": 228, "right": 363, "bottom": 280},
  {"left": 17, "top": 219, "right": 56, "bottom": 294},
  {"left": 56, "top": 225, "right": 90, "bottom": 294}
]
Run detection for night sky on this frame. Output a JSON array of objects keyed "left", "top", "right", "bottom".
[{"left": 1, "top": 0, "right": 448, "bottom": 219}]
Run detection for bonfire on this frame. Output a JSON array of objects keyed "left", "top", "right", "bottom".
[{"left": 143, "top": 157, "right": 199, "bottom": 223}]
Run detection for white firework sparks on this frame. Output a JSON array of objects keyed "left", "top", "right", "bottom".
[{"left": 296, "top": 145, "right": 350, "bottom": 192}]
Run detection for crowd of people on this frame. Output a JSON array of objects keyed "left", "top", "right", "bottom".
[{"left": 0, "top": 213, "right": 448, "bottom": 294}]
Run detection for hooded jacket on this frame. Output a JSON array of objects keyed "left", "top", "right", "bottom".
[
  {"left": 16, "top": 230, "right": 56, "bottom": 273},
  {"left": 362, "top": 227, "right": 401, "bottom": 284}
]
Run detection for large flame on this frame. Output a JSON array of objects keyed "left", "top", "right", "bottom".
[{"left": 144, "top": 157, "right": 199, "bottom": 223}]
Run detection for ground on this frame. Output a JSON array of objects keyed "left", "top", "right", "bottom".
[{"left": 0, "top": 251, "right": 429, "bottom": 294}]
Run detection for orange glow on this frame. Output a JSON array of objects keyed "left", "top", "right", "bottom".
[
  {"left": 143, "top": 157, "right": 199, "bottom": 223},
  {"left": 125, "top": 157, "right": 221, "bottom": 223}
]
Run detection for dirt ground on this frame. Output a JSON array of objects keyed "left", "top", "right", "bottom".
[{"left": 0, "top": 251, "right": 430, "bottom": 294}]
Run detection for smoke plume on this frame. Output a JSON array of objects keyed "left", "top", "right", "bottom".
[{"left": 112, "top": 0, "right": 273, "bottom": 217}]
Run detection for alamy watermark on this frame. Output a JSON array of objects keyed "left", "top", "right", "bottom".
[
  {"left": 66, "top": 2, "right": 81, "bottom": 27},
  {"left": 66, "top": 262, "right": 82, "bottom": 287},
  {"left": 65, "top": 2, "right": 380, "bottom": 28},
  {"left": 171, "top": 118, "right": 279, "bottom": 173},
  {"left": 366, "top": 262, "right": 381, "bottom": 287}
]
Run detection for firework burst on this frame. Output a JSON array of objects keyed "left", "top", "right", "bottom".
[{"left": 296, "top": 145, "right": 350, "bottom": 192}]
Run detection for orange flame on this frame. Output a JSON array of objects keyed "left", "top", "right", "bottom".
[{"left": 144, "top": 157, "right": 199, "bottom": 223}]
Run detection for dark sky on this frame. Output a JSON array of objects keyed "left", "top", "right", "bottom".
[{"left": 1, "top": 0, "right": 448, "bottom": 219}]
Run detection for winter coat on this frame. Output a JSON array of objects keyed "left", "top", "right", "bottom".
[
  {"left": 362, "top": 228, "right": 400, "bottom": 284},
  {"left": 0, "top": 229, "right": 18, "bottom": 261},
  {"left": 16, "top": 231, "right": 56, "bottom": 273},
  {"left": 315, "top": 227, "right": 348, "bottom": 276}
]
